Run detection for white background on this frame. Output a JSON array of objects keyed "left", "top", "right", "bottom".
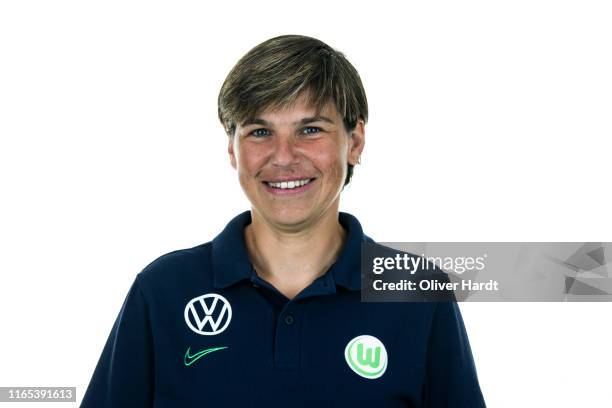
[{"left": 1, "top": 1, "right": 611, "bottom": 407}]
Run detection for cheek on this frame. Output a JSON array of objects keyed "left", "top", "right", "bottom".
[
  {"left": 312, "top": 144, "right": 347, "bottom": 183},
  {"left": 329, "top": 158, "right": 346, "bottom": 184},
  {"left": 236, "top": 144, "right": 267, "bottom": 177}
]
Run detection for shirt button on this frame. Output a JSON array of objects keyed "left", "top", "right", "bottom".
[{"left": 284, "top": 314, "right": 294, "bottom": 325}]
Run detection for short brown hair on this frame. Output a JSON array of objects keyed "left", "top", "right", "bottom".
[{"left": 217, "top": 34, "right": 368, "bottom": 186}]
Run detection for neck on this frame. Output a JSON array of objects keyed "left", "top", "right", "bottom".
[{"left": 244, "top": 206, "right": 347, "bottom": 299}]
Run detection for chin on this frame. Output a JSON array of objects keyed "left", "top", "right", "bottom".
[{"left": 265, "top": 207, "right": 313, "bottom": 227}]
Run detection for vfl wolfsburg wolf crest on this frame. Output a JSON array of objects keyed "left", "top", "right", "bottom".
[{"left": 344, "top": 335, "right": 388, "bottom": 379}]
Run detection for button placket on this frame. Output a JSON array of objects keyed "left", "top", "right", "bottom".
[{"left": 274, "top": 304, "right": 303, "bottom": 369}]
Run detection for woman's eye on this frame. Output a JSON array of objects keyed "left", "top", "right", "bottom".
[
  {"left": 250, "top": 128, "right": 270, "bottom": 137},
  {"left": 303, "top": 126, "right": 321, "bottom": 134}
]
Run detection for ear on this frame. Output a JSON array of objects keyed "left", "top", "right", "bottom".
[
  {"left": 347, "top": 119, "right": 365, "bottom": 165},
  {"left": 228, "top": 135, "right": 237, "bottom": 169}
]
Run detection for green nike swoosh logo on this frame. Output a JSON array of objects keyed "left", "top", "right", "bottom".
[{"left": 184, "top": 346, "right": 228, "bottom": 366}]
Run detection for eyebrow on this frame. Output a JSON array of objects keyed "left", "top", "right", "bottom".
[{"left": 240, "top": 115, "right": 335, "bottom": 128}]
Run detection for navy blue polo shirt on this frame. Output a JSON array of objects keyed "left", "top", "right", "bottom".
[{"left": 81, "top": 211, "right": 486, "bottom": 407}]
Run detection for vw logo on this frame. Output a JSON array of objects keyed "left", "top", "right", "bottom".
[{"left": 184, "top": 293, "right": 232, "bottom": 335}]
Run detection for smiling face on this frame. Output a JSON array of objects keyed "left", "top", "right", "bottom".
[{"left": 228, "top": 92, "right": 365, "bottom": 231}]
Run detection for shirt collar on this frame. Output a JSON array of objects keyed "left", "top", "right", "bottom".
[{"left": 211, "top": 210, "right": 372, "bottom": 291}]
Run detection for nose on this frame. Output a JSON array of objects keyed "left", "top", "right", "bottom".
[{"left": 271, "top": 134, "right": 299, "bottom": 167}]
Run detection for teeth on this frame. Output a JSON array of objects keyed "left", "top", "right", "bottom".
[{"left": 267, "top": 178, "right": 312, "bottom": 189}]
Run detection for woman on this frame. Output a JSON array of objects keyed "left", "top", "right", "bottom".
[{"left": 82, "top": 34, "right": 486, "bottom": 407}]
